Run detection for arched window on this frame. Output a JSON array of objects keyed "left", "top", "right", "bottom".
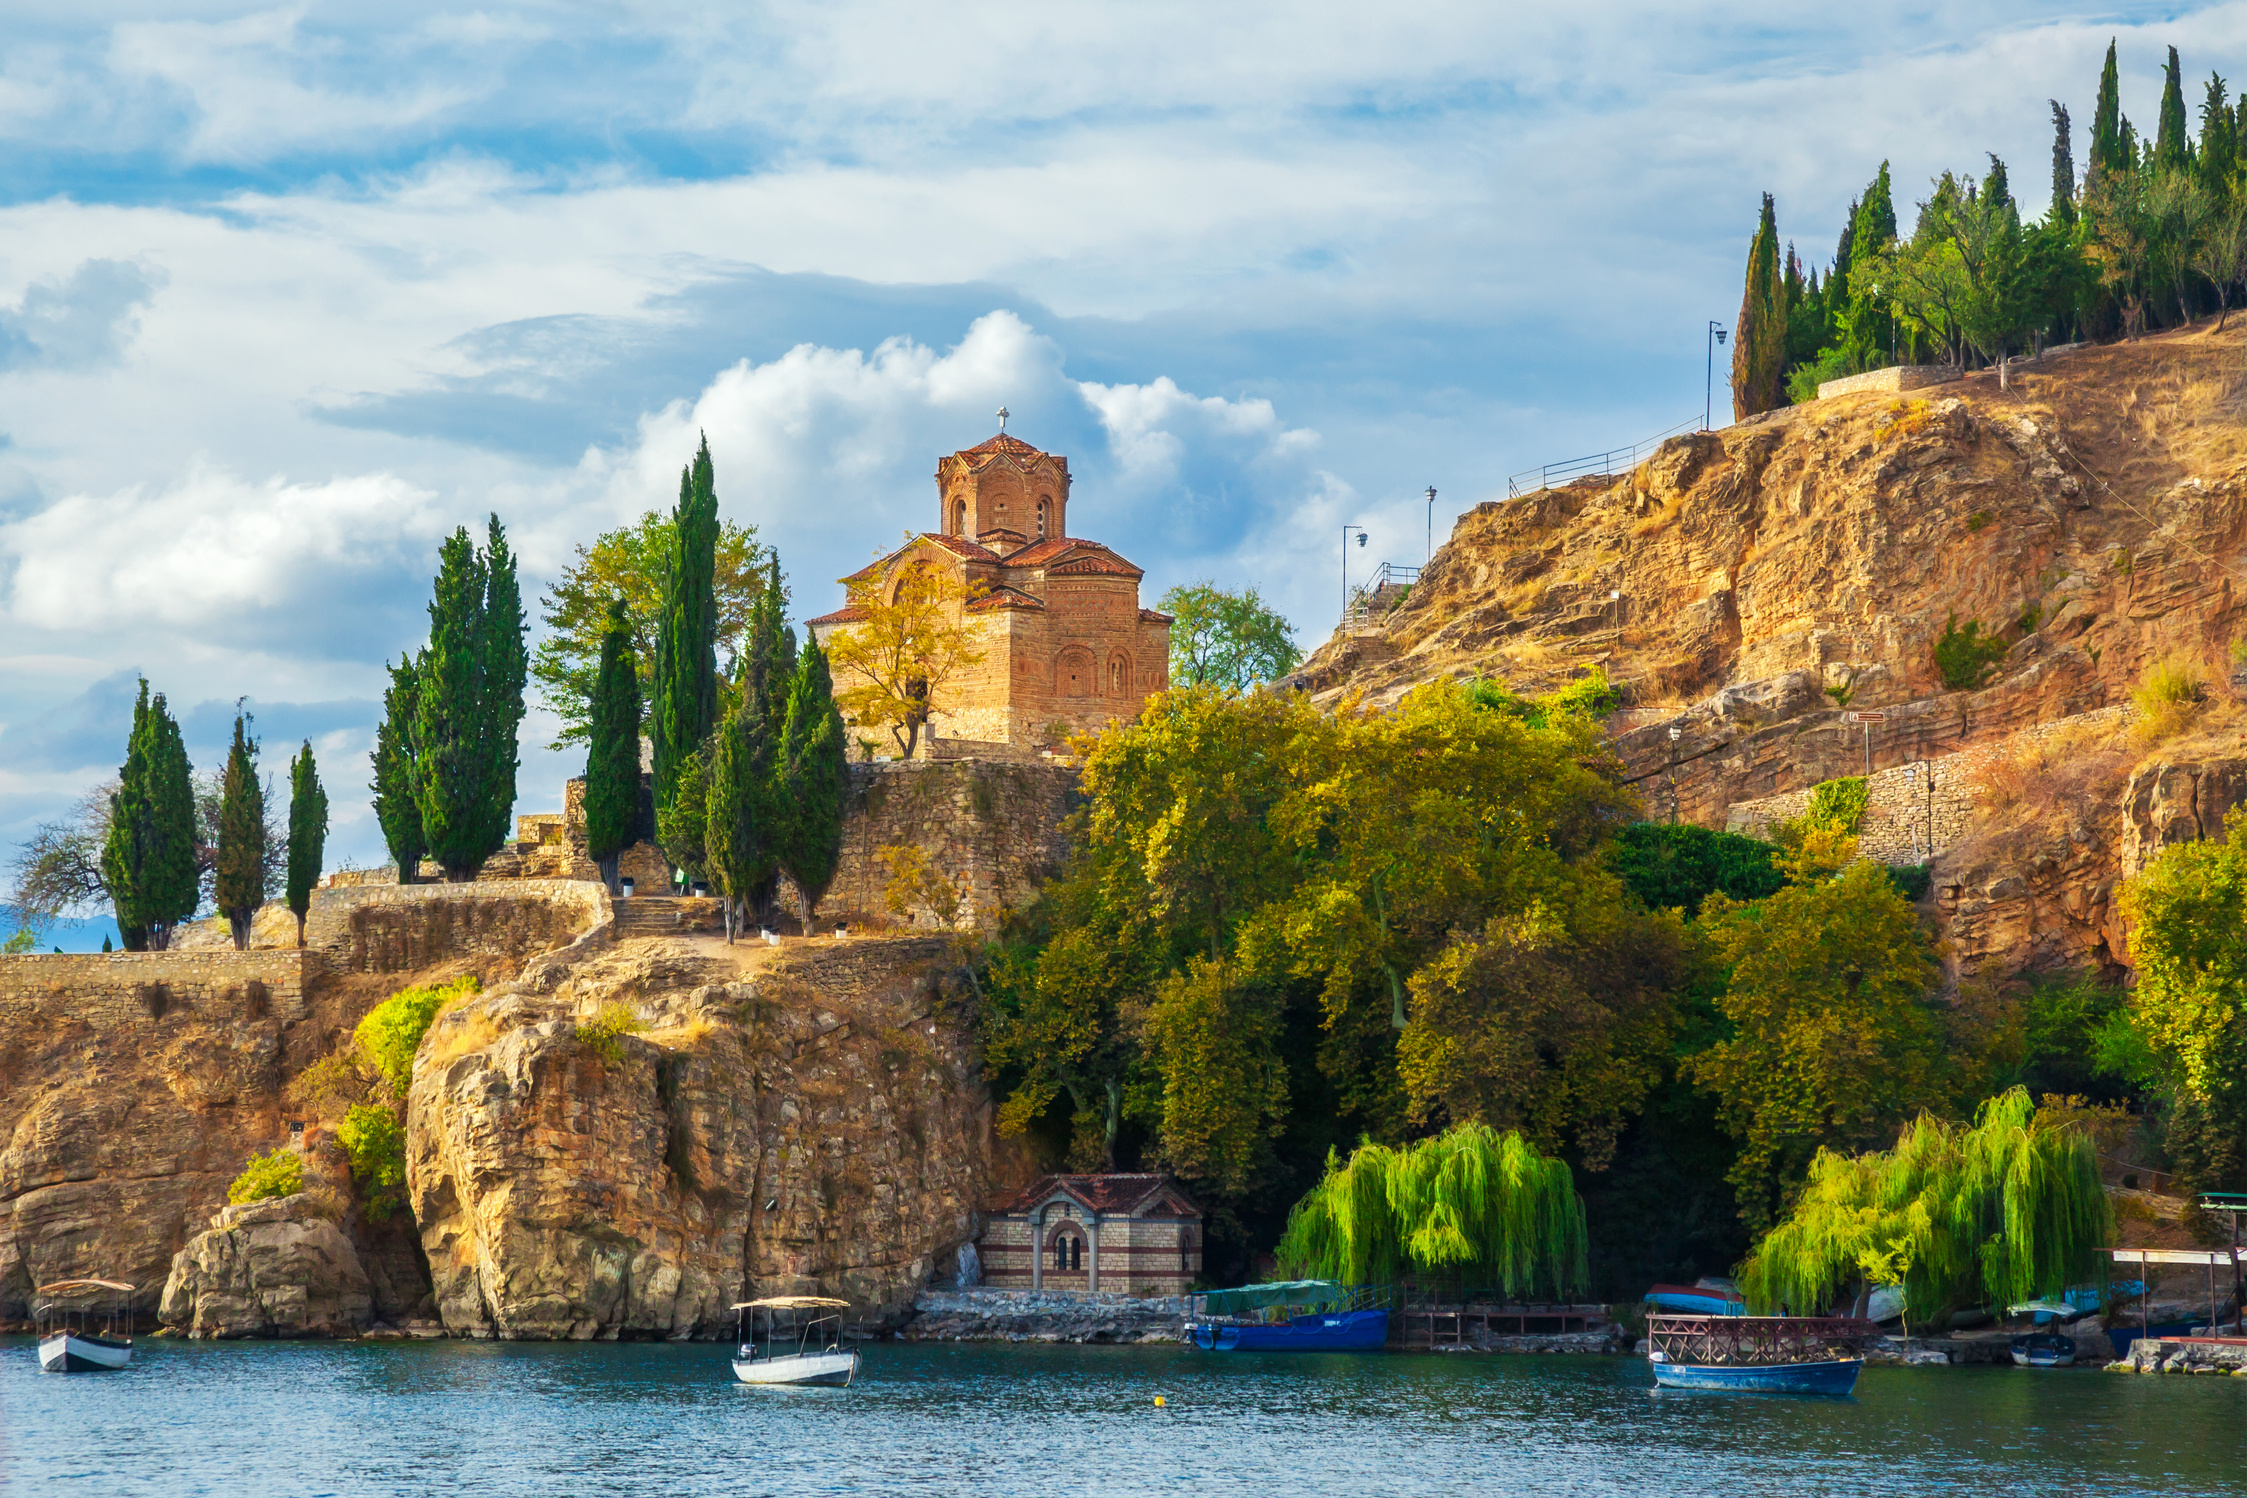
[
  {"left": 952, "top": 498, "right": 968, "bottom": 535},
  {"left": 1037, "top": 498, "right": 1050, "bottom": 539},
  {"left": 1057, "top": 649, "right": 1093, "bottom": 697},
  {"left": 1107, "top": 654, "right": 1129, "bottom": 696}
]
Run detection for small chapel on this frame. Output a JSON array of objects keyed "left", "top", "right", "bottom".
[
  {"left": 977, "top": 1173, "right": 1204, "bottom": 1296},
  {"left": 807, "top": 424, "right": 1172, "bottom": 755}
]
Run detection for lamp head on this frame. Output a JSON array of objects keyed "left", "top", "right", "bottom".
[
  {"left": 1357, "top": 532, "right": 1367, "bottom": 547},
  {"left": 1715, "top": 329, "right": 1729, "bottom": 346}
]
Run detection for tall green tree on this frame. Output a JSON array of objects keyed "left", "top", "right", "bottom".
[
  {"left": 285, "top": 740, "right": 327, "bottom": 949},
  {"left": 411, "top": 517, "right": 526, "bottom": 880},
  {"left": 1838, "top": 163, "right": 1900, "bottom": 367},
  {"left": 2199, "top": 74, "right": 2236, "bottom": 205},
  {"left": 1731, "top": 192, "right": 1787, "bottom": 418},
  {"left": 583, "top": 597, "right": 643, "bottom": 894},
  {"left": 2156, "top": 46, "right": 2195, "bottom": 177},
  {"left": 2090, "top": 39, "right": 2125, "bottom": 186},
  {"left": 102, "top": 680, "right": 197, "bottom": 951},
  {"left": 370, "top": 658, "right": 425, "bottom": 883},
  {"left": 777, "top": 633, "right": 848, "bottom": 917},
  {"left": 2049, "top": 101, "right": 2077, "bottom": 227},
  {"left": 214, "top": 708, "right": 265, "bottom": 950},
  {"left": 533, "top": 511, "right": 771, "bottom": 749},
  {"left": 702, "top": 572, "right": 790, "bottom": 937},
  {"left": 1157, "top": 582, "right": 1301, "bottom": 691},
  {"left": 478, "top": 514, "right": 528, "bottom": 860},
  {"left": 651, "top": 436, "right": 721, "bottom": 837}
]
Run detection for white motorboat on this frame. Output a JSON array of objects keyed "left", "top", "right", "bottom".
[
  {"left": 729, "top": 1296, "right": 860, "bottom": 1387},
  {"left": 36, "top": 1279, "right": 136, "bottom": 1373}
]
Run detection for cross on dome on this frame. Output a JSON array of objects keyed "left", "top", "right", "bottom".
[{"left": 996, "top": 406, "right": 1009, "bottom": 431}]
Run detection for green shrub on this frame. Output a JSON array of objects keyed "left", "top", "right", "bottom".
[
  {"left": 355, "top": 975, "right": 480, "bottom": 1096},
  {"left": 1784, "top": 346, "right": 1855, "bottom": 404},
  {"left": 576, "top": 1002, "right": 648, "bottom": 1066},
  {"left": 335, "top": 1103, "right": 407, "bottom": 1221},
  {"left": 1608, "top": 823, "right": 1785, "bottom": 917},
  {"left": 226, "top": 1148, "right": 303, "bottom": 1205},
  {"left": 1884, "top": 863, "right": 1932, "bottom": 903},
  {"left": 1544, "top": 664, "right": 1618, "bottom": 720},
  {"left": 2130, "top": 658, "right": 2207, "bottom": 746},
  {"left": 1804, "top": 776, "right": 1869, "bottom": 835},
  {"left": 1933, "top": 614, "right": 2008, "bottom": 691},
  {"left": 1965, "top": 510, "right": 1994, "bottom": 533}
]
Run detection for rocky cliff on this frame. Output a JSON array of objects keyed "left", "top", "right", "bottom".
[
  {"left": 1300, "top": 324, "right": 2247, "bottom": 981},
  {"left": 407, "top": 932, "right": 991, "bottom": 1339}
]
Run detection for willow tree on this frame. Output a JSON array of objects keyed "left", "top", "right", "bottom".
[
  {"left": 1739, "top": 1088, "right": 2110, "bottom": 1327},
  {"left": 1276, "top": 1123, "right": 1587, "bottom": 1299}
]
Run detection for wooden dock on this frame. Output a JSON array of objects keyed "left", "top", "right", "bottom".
[{"left": 1390, "top": 1304, "right": 1609, "bottom": 1351}]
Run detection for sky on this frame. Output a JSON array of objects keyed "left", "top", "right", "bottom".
[{"left": 3, "top": 1, "right": 2245, "bottom": 896}]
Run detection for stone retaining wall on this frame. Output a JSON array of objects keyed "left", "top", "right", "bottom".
[
  {"left": 901, "top": 1287, "right": 1185, "bottom": 1343},
  {"left": 822, "top": 759, "right": 1080, "bottom": 929},
  {"left": 1817, "top": 364, "right": 1962, "bottom": 400},
  {"left": 304, "top": 880, "right": 609, "bottom": 974},
  {"left": 1724, "top": 706, "right": 2129, "bottom": 865},
  {"left": 0, "top": 948, "right": 310, "bottom": 1028}
]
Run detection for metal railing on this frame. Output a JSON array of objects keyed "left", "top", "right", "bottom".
[
  {"left": 1343, "top": 562, "right": 1420, "bottom": 625},
  {"left": 1506, "top": 415, "right": 1704, "bottom": 499}
]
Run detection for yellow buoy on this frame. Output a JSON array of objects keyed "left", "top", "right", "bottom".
[{"left": 1153, "top": 1396, "right": 1166, "bottom": 1406}]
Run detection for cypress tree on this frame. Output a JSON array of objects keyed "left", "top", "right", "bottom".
[
  {"left": 2090, "top": 39, "right": 2124, "bottom": 185},
  {"left": 778, "top": 633, "right": 848, "bottom": 919},
  {"left": 2049, "top": 101, "right": 2077, "bottom": 226},
  {"left": 1731, "top": 192, "right": 1787, "bottom": 419},
  {"left": 105, "top": 681, "right": 197, "bottom": 951},
  {"left": 584, "top": 597, "right": 642, "bottom": 893},
  {"left": 477, "top": 513, "right": 527, "bottom": 861},
  {"left": 2156, "top": 46, "right": 2194, "bottom": 176},
  {"left": 215, "top": 708, "right": 265, "bottom": 951},
  {"left": 1982, "top": 153, "right": 2011, "bottom": 212},
  {"left": 285, "top": 740, "right": 328, "bottom": 949},
  {"left": 2201, "top": 75, "right": 2237, "bottom": 205},
  {"left": 651, "top": 436, "right": 720, "bottom": 845},
  {"left": 1829, "top": 198, "right": 1858, "bottom": 306},
  {"left": 413, "top": 526, "right": 490, "bottom": 879},
  {"left": 371, "top": 657, "right": 425, "bottom": 883}
]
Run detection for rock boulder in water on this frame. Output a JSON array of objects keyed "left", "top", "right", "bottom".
[{"left": 159, "top": 1193, "right": 374, "bottom": 1337}]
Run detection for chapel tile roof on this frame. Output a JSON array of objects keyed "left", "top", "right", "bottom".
[
  {"left": 1138, "top": 607, "right": 1176, "bottom": 624},
  {"left": 959, "top": 432, "right": 1048, "bottom": 458},
  {"left": 804, "top": 604, "right": 868, "bottom": 627},
  {"left": 1047, "top": 552, "right": 1144, "bottom": 579},
  {"left": 1000, "top": 537, "right": 1145, "bottom": 578},
  {"left": 966, "top": 584, "right": 1046, "bottom": 612},
  {"left": 837, "top": 533, "right": 1000, "bottom": 585},
  {"left": 990, "top": 1172, "right": 1201, "bottom": 1217}
]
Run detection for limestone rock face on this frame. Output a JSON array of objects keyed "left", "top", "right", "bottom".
[
  {"left": 408, "top": 936, "right": 989, "bottom": 1340},
  {"left": 158, "top": 1193, "right": 373, "bottom": 1338},
  {"left": 2119, "top": 753, "right": 2247, "bottom": 880}
]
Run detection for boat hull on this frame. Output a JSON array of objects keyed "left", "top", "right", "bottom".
[
  {"left": 730, "top": 1348, "right": 859, "bottom": 1387},
  {"left": 1188, "top": 1309, "right": 1389, "bottom": 1352},
  {"left": 1650, "top": 1357, "right": 1861, "bottom": 1395},
  {"left": 39, "top": 1332, "right": 132, "bottom": 1373}
]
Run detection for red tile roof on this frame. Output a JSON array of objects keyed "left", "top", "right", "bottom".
[
  {"left": 990, "top": 1173, "right": 1200, "bottom": 1217},
  {"left": 999, "top": 536, "right": 1079, "bottom": 568},
  {"left": 1138, "top": 607, "right": 1175, "bottom": 624},
  {"left": 837, "top": 533, "right": 998, "bottom": 584},
  {"left": 959, "top": 432, "right": 1047, "bottom": 458},
  {"left": 805, "top": 604, "right": 868, "bottom": 626},
  {"left": 966, "top": 584, "right": 1046, "bottom": 612},
  {"left": 1048, "top": 552, "right": 1143, "bottom": 579}
]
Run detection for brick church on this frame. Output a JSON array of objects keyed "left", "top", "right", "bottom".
[{"left": 807, "top": 426, "right": 1172, "bottom": 755}]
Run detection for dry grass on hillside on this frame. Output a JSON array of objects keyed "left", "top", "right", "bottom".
[
  {"left": 1964, "top": 716, "right": 2133, "bottom": 828},
  {"left": 1987, "top": 321, "right": 2247, "bottom": 488}
]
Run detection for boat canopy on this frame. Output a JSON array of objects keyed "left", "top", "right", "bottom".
[
  {"left": 35, "top": 1279, "right": 134, "bottom": 1295},
  {"left": 1192, "top": 1281, "right": 1349, "bottom": 1315},
  {"left": 2007, "top": 1299, "right": 2077, "bottom": 1318},
  {"left": 730, "top": 1297, "right": 850, "bottom": 1310}
]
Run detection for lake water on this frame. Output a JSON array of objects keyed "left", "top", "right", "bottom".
[{"left": 2, "top": 1337, "right": 2240, "bottom": 1496}]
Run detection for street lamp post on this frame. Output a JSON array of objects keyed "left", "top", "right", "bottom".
[
  {"left": 1705, "top": 321, "right": 1729, "bottom": 430},
  {"left": 1667, "top": 726, "right": 1683, "bottom": 825},
  {"left": 1425, "top": 487, "right": 1436, "bottom": 564},
  {"left": 1342, "top": 524, "right": 1367, "bottom": 620}
]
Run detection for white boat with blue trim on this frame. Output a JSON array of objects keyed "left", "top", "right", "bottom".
[
  {"left": 35, "top": 1279, "right": 136, "bottom": 1373},
  {"left": 729, "top": 1296, "right": 860, "bottom": 1387}
]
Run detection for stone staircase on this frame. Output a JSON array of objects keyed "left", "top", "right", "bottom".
[{"left": 611, "top": 896, "right": 722, "bottom": 940}]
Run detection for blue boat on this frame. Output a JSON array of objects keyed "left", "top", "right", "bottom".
[
  {"left": 1650, "top": 1355, "right": 1863, "bottom": 1394},
  {"left": 1644, "top": 1283, "right": 1745, "bottom": 1317},
  {"left": 1645, "top": 1313, "right": 1874, "bottom": 1397},
  {"left": 1185, "top": 1282, "right": 1390, "bottom": 1353}
]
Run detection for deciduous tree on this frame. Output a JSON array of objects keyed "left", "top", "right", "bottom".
[
  {"left": 1158, "top": 581, "right": 1301, "bottom": 691},
  {"left": 825, "top": 557, "right": 985, "bottom": 760}
]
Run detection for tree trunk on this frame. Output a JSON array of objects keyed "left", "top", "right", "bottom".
[
  {"left": 294, "top": 911, "right": 306, "bottom": 950},
  {"left": 228, "top": 909, "right": 251, "bottom": 951},
  {"left": 596, "top": 853, "right": 620, "bottom": 895}
]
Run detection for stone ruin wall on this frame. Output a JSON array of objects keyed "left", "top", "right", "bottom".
[
  {"left": 820, "top": 759, "right": 1080, "bottom": 930},
  {"left": 1724, "top": 706, "right": 2131, "bottom": 866},
  {"left": 304, "top": 879, "right": 610, "bottom": 975},
  {"left": 0, "top": 949, "right": 311, "bottom": 1032}
]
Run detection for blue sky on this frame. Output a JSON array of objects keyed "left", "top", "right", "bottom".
[{"left": 2, "top": 1, "right": 2243, "bottom": 895}]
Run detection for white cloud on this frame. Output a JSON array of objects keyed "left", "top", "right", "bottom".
[{"left": 1, "top": 466, "right": 447, "bottom": 632}]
